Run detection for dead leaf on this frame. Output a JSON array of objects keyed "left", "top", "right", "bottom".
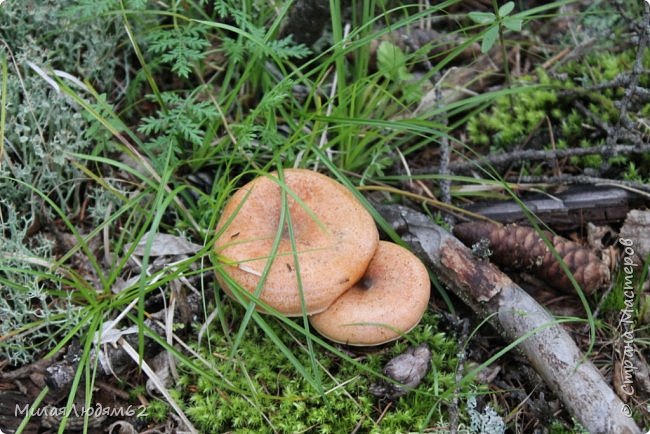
[
  {"left": 128, "top": 232, "right": 202, "bottom": 257},
  {"left": 620, "top": 210, "right": 650, "bottom": 260}
]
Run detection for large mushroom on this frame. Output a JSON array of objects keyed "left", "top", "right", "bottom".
[
  {"left": 309, "top": 241, "right": 430, "bottom": 346},
  {"left": 214, "top": 169, "right": 379, "bottom": 316}
]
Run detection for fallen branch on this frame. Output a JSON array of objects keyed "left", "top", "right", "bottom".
[
  {"left": 506, "top": 175, "right": 650, "bottom": 194},
  {"left": 432, "top": 141, "right": 650, "bottom": 174},
  {"left": 607, "top": 2, "right": 650, "bottom": 148},
  {"left": 460, "top": 185, "right": 649, "bottom": 230},
  {"left": 376, "top": 203, "right": 643, "bottom": 434}
]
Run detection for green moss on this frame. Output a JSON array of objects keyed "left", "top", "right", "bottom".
[
  {"left": 623, "top": 162, "right": 649, "bottom": 183},
  {"left": 465, "top": 48, "right": 650, "bottom": 177},
  {"left": 549, "top": 419, "right": 589, "bottom": 434},
  {"left": 143, "top": 399, "right": 171, "bottom": 423},
  {"left": 181, "top": 298, "right": 464, "bottom": 432},
  {"left": 598, "top": 261, "right": 647, "bottom": 316},
  {"left": 467, "top": 73, "right": 559, "bottom": 150}
]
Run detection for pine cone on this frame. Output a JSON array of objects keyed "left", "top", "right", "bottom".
[{"left": 453, "top": 221, "right": 610, "bottom": 294}]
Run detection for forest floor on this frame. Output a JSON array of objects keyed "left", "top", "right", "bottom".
[{"left": 0, "top": 1, "right": 649, "bottom": 433}]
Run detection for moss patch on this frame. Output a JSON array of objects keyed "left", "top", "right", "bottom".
[{"left": 180, "top": 298, "right": 462, "bottom": 433}]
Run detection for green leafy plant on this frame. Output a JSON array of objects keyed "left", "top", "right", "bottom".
[
  {"left": 376, "top": 41, "right": 421, "bottom": 104},
  {"left": 147, "top": 24, "right": 211, "bottom": 79},
  {"left": 468, "top": 1, "right": 522, "bottom": 54},
  {"left": 137, "top": 91, "right": 220, "bottom": 171},
  {"left": 469, "top": 0, "right": 524, "bottom": 105}
]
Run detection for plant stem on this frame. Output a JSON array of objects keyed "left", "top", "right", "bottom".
[{"left": 492, "top": 0, "right": 514, "bottom": 110}]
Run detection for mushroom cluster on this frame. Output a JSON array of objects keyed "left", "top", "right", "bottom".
[{"left": 214, "top": 169, "right": 430, "bottom": 346}]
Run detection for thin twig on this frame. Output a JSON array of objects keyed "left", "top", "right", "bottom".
[
  {"left": 448, "top": 319, "right": 469, "bottom": 434},
  {"left": 573, "top": 101, "right": 641, "bottom": 146},
  {"left": 581, "top": 71, "right": 650, "bottom": 91},
  {"left": 435, "top": 79, "right": 453, "bottom": 225},
  {"left": 506, "top": 174, "right": 650, "bottom": 194},
  {"left": 605, "top": 3, "right": 650, "bottom": 150},
  {"left": 404, "top": 32, "right": 454, "bottom": 223},
  {"left": 573, "top": 101, "right": 614, "bottom": 135},
  {"left": 423, "top": 141, "right": 650, "bottom": 174}
]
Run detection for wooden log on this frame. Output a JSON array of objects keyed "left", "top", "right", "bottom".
[
  {"left": 376, "top": 204, "right": 643, "bottom": 434},
  {"left": 460, "top": 185, "right": 648, "bottom": 231}
]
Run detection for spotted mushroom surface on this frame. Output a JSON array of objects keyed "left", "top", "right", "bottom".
[
  {"left": 309, "top": 241, "right": 430, "bottom": 345},
  {"left": 214, "top": 169, "right": 379, "bottom": 316}
]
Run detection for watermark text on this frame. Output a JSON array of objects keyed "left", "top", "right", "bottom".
[
  {"left": 618, "top": 238, "right": 639, "bottom": 417},
  {"left": 15, "top": 403, "right": 145, "bottom": 419}
]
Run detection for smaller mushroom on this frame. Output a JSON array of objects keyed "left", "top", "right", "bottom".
[{"left": 309, "top": 241, "right": 430, "bottom": 346}]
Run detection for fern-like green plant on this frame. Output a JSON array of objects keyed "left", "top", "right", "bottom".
[
  {"left": 147, "top": 24, "right": 211, "bottom": 79},
  {"left": 137, "top": 91, "right": 220, "bottom": 170}
]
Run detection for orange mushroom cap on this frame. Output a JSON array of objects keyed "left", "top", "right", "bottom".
[
  {"left": 214, "top": 169, "right": 379, "bottom": 316},
  {"left": 309, "top": 241, "right": 430, "bottom": 346}
]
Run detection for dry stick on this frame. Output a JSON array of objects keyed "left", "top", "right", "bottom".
[
  {"left": 433, "top": 141, "right": 650, "bottom": 174},
  {"left": 506, "top": 174, "right": 650, "bottom": 194},
  {"left": 581, "top": 70, "right": 650, "bottom": 91},
  {"left": 448, "top": 320, "right": 469, "bottom": 434},
  {"left": 402, "top": 36, "right": 454, "bottom": 224},
  {"left": 441, "top": 87, "right": 650, "bottom": 175},
  {"left": 436, "top": 82, "right": 454, "bottom": 226},
  {"left": 573, "top": 100, "right": 615, "bottom": 136},
  {"left": 608, "top": 2, "right": 650, "bottom": 148},
  {"left": 573, "top": 101, "right": 641, "bottom": 145},
  {"left": 376, "top": 204, "right": 643, "bottom": 434},
  {"left": 585, "top": 5, "right": 650, "bottom": 176},
  {"left": 629, "top": 85, "right": 650, "bottom": 100}
]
